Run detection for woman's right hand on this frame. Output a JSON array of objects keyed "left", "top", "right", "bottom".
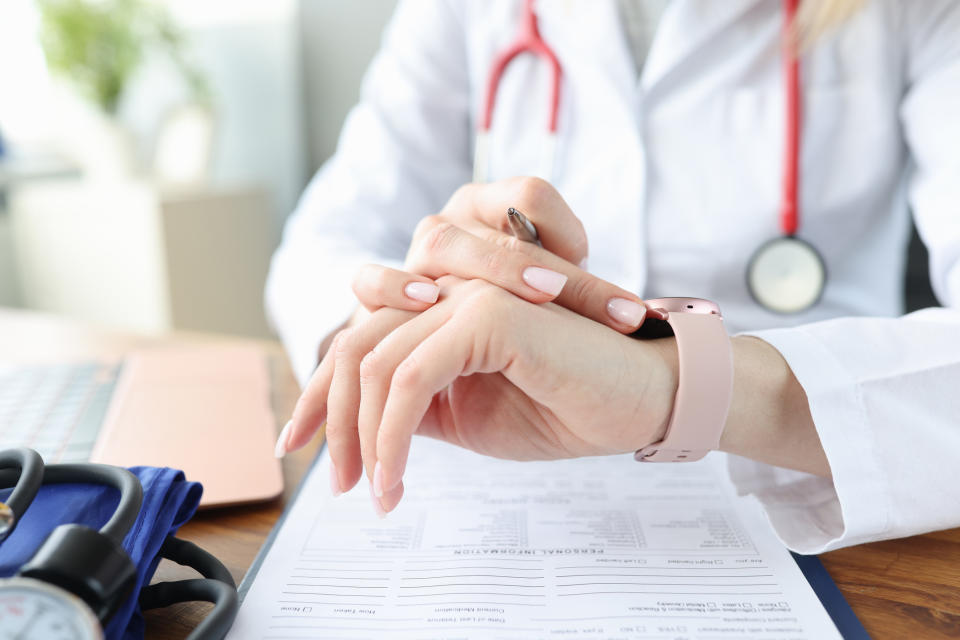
[
  {"left": 350, "top": 177, "right": 665, "bottom": 333},
  {"left": 285, "top": 276, "right": 680, "bottom": 515}
]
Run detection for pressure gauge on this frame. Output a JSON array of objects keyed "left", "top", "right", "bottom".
[{"left": 0, "top": 577, "right": 102, "bottom": 640}]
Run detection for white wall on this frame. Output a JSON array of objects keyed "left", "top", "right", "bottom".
[
  {"left": 0, "top": 214, "right": 22, "bottom": 306},
  {"left": 0, "top": 1, "right": 398, "bottom": 324},
  {"left": 0, "top": 2, "right": 47, "bottom": 307},
  {"left": 299, "top": 0, "right": 397, "bottom": 173},
  {"left": 128, "top": 0, "right": 308, "bottom": 229}
]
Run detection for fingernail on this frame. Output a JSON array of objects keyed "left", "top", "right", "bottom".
[
  {"left": 607, "top": 298, "right": 646, "bottom": 327},
  {"left": 274, "top": 420, "right": 293, "bottom": 458},
  {"left": 647, "top": 305, "right": 670, "bottom": 321},
  {"left": 373, "top": 461, "right": 385, "bottom": 498},
  {"left": 522, "top": 266, "right": 568, "bottom": 296},
  {"left": 329, "top": 458, "right": 343, "bottom": 497},
  {"left": 404, "top": 281, "right": 440, "bottom": 304},
  {"left": 578, "top": 257, "right": 589, "bottom": 271},
  {"left": 368, "top": 480, "right": 387, "bottom": 519}
]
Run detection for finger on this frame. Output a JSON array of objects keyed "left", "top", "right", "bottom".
[
  {"left": 352, "top": 263, "right": 440, "bottom": 312},
  {"left": 426, "top": 177, "right": 589, "bottom": 265},
  {"left": 326, "top": 309, "right": 415, "bottom": 495},
  {"left": 411, "top": 222, "right": 650, "bottom": 332},
  {"left": 368, "top": 476, "right": 404, "bottom": 518},
  {"left": 359, "top": 303, "right": 453, "bottom": 491},
  {"left": 409, "top": 222, "right": 567, "bottom": 302},
  {"left": 283, "top": 331, "right": 340, "bottom": 455},
  {"left": 375, "top": 302, "right": 505, "bottom": 504}
]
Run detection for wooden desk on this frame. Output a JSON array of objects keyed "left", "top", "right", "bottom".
[{"left": 3, "top": 308, "right": 959, "bottom": 639}]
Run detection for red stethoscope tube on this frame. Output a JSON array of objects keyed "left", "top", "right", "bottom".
[
  {"left": 480, "top": 0, "right": 822, "bottom": 313},
  {"left": 479, "top": 0, "right": 803, "bottom": 241},
  {"left": 781, "top": 0, "right": 801, "bottom": 237},
  {"left": 480, "top": 0, "right": 562, "bottom": 135},
  {"left": 746, "top": 0, "right": 825, "bottom": 315}
]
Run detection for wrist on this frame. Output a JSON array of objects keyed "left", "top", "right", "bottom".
[
  {"left": 636, "top": 336, "right": 680, "bottom": 449},
  {"left": 720, "top": 336, "right": 830, "bottom": 477}
]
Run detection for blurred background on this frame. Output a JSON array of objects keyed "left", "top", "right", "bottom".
[
  {"left": 0, "top": 0, "right": 936, "bottom": 343},
  {"left": 0, "top": 0, "right": 396, "bottom": 339}
]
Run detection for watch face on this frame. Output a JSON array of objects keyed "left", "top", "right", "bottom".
[
  {"left": 631, "top": 297, "right": 722, "bottom": 339},
  {"left": 645, "top": 297, "right": 722, "bottom": 317},
  {"left": 0, "top": 578, "right": 102, "bottom": 640}
]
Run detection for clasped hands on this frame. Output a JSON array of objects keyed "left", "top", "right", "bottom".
[{"left": 280, "top": 177, "right": 684, "bottom": 516}]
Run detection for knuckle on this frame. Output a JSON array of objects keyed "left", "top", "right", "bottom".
[
  {"left": 413, "top": 214, "right": 444, "bottom": 241},
  {"left": 566, "top": 274, "right": 603, "bottom": 306},
  {"left": 351, "top": 264, "right": 378, "bottom": 297},
  {"left": 358, "top": 350, "right": 382, "bottom": 385},
  {"left": 391, "top": 357, "right": 423, "bottom": 392},
  {"left": 421, "top": 221, "right": 459, "bottom": 256},
  {"left": 480, "top": 247, "right": 514, "bottom": 279},
  {"left": 510, "top": 176, "right": 555, "bottom": 211},
  {"left": 491, "top": 232, "right": 532, "bottom": 256},
  {"left": 463, "top": 280, "right": 509, "bottom": 311},
  {"left": 445, "top": 183, "right": 475, "bottom": 212},
  {"left": 334, "top": 327, "right": 363, "bottom": 360},
  {"left": 370, "top": 273, "right": 391, "bottom": 300},
  {"left": 331, "top": 328, "right": 350, "bottom": 353}
]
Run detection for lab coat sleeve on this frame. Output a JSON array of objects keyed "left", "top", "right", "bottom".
[
  {"left": 727, "top": 1, "right": 960, "bottom": 554},
  {"left": 265, "top": 0, "right": 472, "bottom": 388}
]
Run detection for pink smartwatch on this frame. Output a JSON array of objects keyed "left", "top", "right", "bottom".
[{"left": 633, "top": 297, "right": 733, "bottom": 463}]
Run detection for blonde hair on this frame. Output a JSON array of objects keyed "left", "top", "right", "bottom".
[{"left": 796, "top": 0, "right": 867, "bottom": 45}]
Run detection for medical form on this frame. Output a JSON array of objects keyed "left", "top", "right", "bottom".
[{"left": 228, "top": 438, "right": 845, "bottom": 639}]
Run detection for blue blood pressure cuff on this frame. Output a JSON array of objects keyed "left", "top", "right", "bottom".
[{"left": 0, "top": 467, "right": 202, "bottom": 640}]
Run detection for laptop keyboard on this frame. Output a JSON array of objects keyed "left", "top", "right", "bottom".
[{"left": 0, "top": 361, "right": 120, "bottom": 463}]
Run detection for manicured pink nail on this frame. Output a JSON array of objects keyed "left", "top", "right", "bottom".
[
  {"left": 647, "top": 305, "right": 669, "bottom": 321},
  {"left": 607, "top": 298, "right": 646, "bottom": 327},
  {"left": 329, "top": 458, "right": 343, "bottom": 497},
  {"left": 368, "top": 480, "right": 387, "bottom": 519},
  {"left": 373, "top": 461, "right": 385, "bottom": 498},
  {"left": 404, "top": 282, "right": 440, "bottom": 303},
  {"left": 274, "top": 420, "right": 293, "bottom": 458},
  {"left": 522, "top": 267, "right": 568, "bottom": 296}
]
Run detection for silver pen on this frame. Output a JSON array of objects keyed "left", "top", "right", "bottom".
[{"left": 506, "top": 207, "right": 540, "bottom": 245}]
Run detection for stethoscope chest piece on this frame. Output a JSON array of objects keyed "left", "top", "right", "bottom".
[{"left": 747, "top": 235, "right": 826, "bottom": 314}]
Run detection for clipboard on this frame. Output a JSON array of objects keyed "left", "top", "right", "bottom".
[
  {"left": 240, "top": 448, "right": 871, "bottom": 639},
  {"left": 791, "top": 552, "right": 870, "bottom": 639}
]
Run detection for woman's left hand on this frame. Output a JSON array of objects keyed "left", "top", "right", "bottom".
[{"left": 281, "top": 276, "right": 679, "bottom": 516}]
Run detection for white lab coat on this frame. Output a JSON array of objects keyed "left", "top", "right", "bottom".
[{"left": 266, "top": 0, "right": 960, "bottom": 554}]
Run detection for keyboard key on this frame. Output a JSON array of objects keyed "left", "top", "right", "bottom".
[{"left": 0, "top": 361, "right": 117, "bottom": 463}]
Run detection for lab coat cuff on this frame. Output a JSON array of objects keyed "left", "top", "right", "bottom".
[{"left": 725, "top": 327, "right": 892, "bottom": 554}]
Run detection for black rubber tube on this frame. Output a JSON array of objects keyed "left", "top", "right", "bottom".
[
  {"left": 157, "top": 536, "right": 236, "bottom": 588},
  {"left": 140, "top": 578, "right": 239, "bottom": 640},
  {"left": 0, "top": 461, "right": 142, "bottom": 544},
  {"left": 0, "top": 448, "right": 44, "bottom": 539}
]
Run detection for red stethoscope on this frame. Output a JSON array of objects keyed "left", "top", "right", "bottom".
[
  {"left": 472, "top": 0, "right": 561, "bottom": 186},
  {"left": 475, "top": 0, "right": 826, "bottom": 315}
]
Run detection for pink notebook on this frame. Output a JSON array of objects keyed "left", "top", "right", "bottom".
[{"left": 90, "top": 345, "right": 283, "bottom": 507}]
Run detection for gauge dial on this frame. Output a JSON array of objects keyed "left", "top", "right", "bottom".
[{"left": 0, "top": 577, "right": 101, "bottom": 640}]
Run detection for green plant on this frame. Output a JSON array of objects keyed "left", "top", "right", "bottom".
[{"left": 37, "top": 0, "right": 209, "bottom": 115}]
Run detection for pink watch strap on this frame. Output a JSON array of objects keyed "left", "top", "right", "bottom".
[{"left": 635, "top": 312, "right": 734, "bottom": 462}]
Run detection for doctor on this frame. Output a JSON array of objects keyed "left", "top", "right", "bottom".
[{"left": 267, "top": 0, "right": 960, "bottom": 555}]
